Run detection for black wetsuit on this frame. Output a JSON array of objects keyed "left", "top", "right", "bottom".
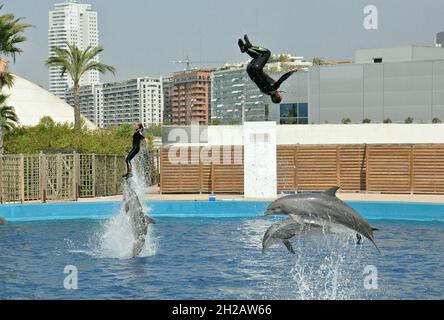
[
  {"left": 243, "top": 44, "right": 294, "bottom": 96},
  {"left": 126, "top": 129, "right": 145, "bottom": 166}
]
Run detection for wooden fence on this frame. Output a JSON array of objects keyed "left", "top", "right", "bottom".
[
  {"left": 160, "top": 144, "right": 444, "bottom": 195},
  {"left": 0, "top": 151, "right": 160, "bottom": 204},
  {"left": 160, "top": 146, "right": 244, "bottom": 194}
]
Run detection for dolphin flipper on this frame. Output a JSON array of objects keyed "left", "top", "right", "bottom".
[
  {"left": 283, "top": 240, "right": 296, "bottom": 254},
  {"left": 356, "top": 233, "right": 362, "bottom": 245},
  {"left": 369, "top": 238, "right": 382, "bottom": 254}
]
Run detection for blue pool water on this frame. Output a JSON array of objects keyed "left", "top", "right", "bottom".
[{"left": 0, "top": 201, "right": 443, "bottom": 300}]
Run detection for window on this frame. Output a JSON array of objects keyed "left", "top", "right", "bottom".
[
  {"left": 373, "top": 58, "right": 383, "bottom": 63},
  {"left": 279, "top": 103, "right": 308, "bottom": 125}
]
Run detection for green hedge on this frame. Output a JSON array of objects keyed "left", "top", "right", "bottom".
[{"left": 4, "top": 117, "right": 154, "bottom": 154}]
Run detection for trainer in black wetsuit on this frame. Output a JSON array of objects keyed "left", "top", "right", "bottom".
[
  {"left": 123, "top": 123, "right": 145, "bottom": 178},
  {"left": 238, "top": 34, "right": 297, "bottom": 104}
]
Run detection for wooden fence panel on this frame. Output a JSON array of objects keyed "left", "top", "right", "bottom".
[
  {"left": 160, "top": 147, "right": 200, "bottom": 193},
  {"left": 412, "top": 144, "right": 444, "bottom": 194},
  {"left": 45, "top": 154, "right": 76, "bottom": 201},
  {"left": 160, "top": 146, "right": 244, "bottom": 194},
  {"left": 212, "top": 146, "right": 244, "bottom": 194},
  {"left": 0, "top": 155, "right": 21, "bottom": 203},
  {"left": 0, "top": 153, "right": 132, "bottom": 204},
  {"left": 367, "top": 145, "right": 412, "bottom": 194},
  {"left": 339, "top": 145, "right": 366, "bottom": 192},
  {"left": 23, "top": 155, "right": 40, "bottom": 201},
  {"left": 159, "top": 144, "right": 444, "bottom": 195},
  {"left": 277, "top": 145, "right": 296, "bottom": 192},
  {"left": 79, "top": 154, "right": 94, "bottom": 198},
  {"left": 295, "top": 145, "right": 339, "bottom": 191}
]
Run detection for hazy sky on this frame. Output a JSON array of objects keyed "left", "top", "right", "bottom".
[{"left": 3, "top": 0, "right": 444, "bottom": 88}]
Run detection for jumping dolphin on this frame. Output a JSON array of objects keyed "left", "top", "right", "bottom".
[
  {"left": 262, "top": 218, "right": 323, "bottom": 254},
  {"left": 124, "top": 179, "right": 155, "bottom": 258},
  {"left": 264, "top": 187, "right": 380, "bottom": 253}
]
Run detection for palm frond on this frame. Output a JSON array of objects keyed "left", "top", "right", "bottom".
[
  {"left": 0, "top": 6, "right": 31, "bottom": 62},
  {"left": 0, "top": 94, "right": 19, "bottom": 132}
]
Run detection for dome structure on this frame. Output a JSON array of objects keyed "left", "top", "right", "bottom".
[{"left": 2, "top": 75, "right": 96, "bottom": 129}]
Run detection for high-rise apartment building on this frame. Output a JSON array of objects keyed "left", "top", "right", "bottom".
[
  {"left": 49, "top": 0, "right": 100, "bottom": 99},
  {"left": 211, "top": 65, "right": 266, "bottom": 124},
  {"left": 171, "top": 69, "right": 213, "bottom": 126},
  {"left": 66, "top": 77, "right": 163, "bottom": 128},
  {"left": 162, "top": 76, "right": 173, "bottom": 124}
]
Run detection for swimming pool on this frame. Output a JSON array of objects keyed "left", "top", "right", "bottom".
[{"left": 0, "top": 201, "right": 443, "bottom": 300}]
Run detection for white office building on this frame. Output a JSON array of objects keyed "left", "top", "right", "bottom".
[
  {"left": 66, "top": 77, "right": 164, "bottom": 128},
  {"left": 48, "top": 0, "right": 100, "bottom": 99}
]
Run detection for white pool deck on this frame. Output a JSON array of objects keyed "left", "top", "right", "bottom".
[{"left": 77, "top": 186, "right": 444, "bottom": 204}]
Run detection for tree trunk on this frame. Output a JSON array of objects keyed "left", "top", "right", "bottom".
[
  {"left": 74, "top": 83, "right": 81, "bottom": 130},
  {"left": 0, "top": 127, "right": 3, "bottom": 155},
  {"left": 0, "top": 59, "right": 6, "bottom": 154}
]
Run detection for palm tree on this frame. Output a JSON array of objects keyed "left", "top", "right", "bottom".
[
  {"left": 46, "top": 41, "right": 116, "bottom": 129},
  {"left": 0, "top": 94, "right": 18, "bottom": 153},
  {"left": 0, "top": 4, "right": 31, "bottom": 154},
  {"left": 0, "top": 94, "right": 17, "bottom": 130}
]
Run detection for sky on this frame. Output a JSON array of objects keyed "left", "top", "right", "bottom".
[{"left": 3, "top": 0, "right": 444, "bottom": 89}]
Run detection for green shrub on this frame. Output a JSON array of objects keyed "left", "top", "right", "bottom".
[
  {"left": 404, "top": 117, "right": 414, "bottom": 124},
  {"left": 4, "top": 117, "right": 154, "bottom": 154}
]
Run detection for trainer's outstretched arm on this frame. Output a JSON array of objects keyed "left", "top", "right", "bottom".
[{"left": 273, "top": 69, "right": 297, "bottom": 90}]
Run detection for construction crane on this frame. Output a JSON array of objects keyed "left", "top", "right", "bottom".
[{"left": 172, "top": 56, "right": 226, "bottom": 70}]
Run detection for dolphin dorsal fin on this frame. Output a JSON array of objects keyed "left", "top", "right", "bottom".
[{"left": 324, "top": 186, "right": 340, "bottom": 197}]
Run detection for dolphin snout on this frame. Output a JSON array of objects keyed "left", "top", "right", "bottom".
[{"left": 264, "top": 203, "right": 285, "bottom": 215}]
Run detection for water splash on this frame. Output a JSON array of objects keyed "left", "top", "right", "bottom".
[
  {"left": 239, "top": 219, "right": 373, "bottom": 300},
  {"left": 289, "top": 233, "right": 369, "bottom": 300},
  {"left": 88, "top": 142, "right": 157, "bottom": 259}
]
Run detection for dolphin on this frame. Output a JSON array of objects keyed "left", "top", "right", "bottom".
[
  {"left": 0, "top": 217, "right": 7, "bottom": 225},
  {"left": 262, "top": 217, "right": 324, "bottom": 254},
  {"left": 264, "top": 187, "right": 380, "bottom": 253},
  {"left": 124, "top": 179, "right": 156, "bottom": 258}
]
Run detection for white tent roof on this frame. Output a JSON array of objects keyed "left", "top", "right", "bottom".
[{"left": 3, "top": 75, "right": 96, "bottom": 129}]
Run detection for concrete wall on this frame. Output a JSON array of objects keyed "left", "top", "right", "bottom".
[
  {"left": 276, "top": 124, "right": 444, "bottom": 145},
  {"left": 354, "top": 46, "right": 444, "bottom": 63},
  {"left": 309, "top": 60, "right": 444, "bottom": 124},
  {"left": 167, "top": 123, "right": 444, "bottom": 146},
  {"left": 243, "top": 122, "right": 277, "bottom": 198}
]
